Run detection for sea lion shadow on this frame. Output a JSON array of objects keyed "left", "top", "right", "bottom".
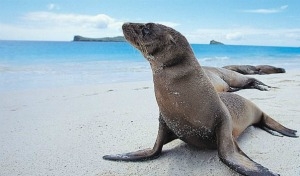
[
  {"left": 159, "top": 141, "right": 238, "bottom": 175},
  {"left": 158, "top": 130, "right": 256, "bottom": 175}
]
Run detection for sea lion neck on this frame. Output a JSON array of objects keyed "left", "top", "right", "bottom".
[{"left": 149, "top": 52, "right": 201, "bottom": 76}]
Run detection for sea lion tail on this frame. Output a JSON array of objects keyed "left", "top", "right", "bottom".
[{"left": 259, "top": 113, "right": 298, "bottom": 138}]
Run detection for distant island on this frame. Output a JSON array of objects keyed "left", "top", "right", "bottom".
[
  {"left": 210, "top": 40, "right": 224, "bottom": 45},
  {"left": 73, "top": 35, "right": 126, "bottom": 42}
]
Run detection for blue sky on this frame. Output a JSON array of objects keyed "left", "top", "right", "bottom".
[{"left": 0, "top": 0, "right": 300, "bottom": 46}]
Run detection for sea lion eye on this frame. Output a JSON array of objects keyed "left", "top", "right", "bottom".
[{"left": 142, "top": 27, "right": 150, "bottom": 37}]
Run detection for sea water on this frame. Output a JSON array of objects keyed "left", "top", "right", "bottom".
[{"left": 0, "top": 40, "right": 299, "bottom": 91}]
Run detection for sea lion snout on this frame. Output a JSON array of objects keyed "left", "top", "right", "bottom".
[
  {"left": 122, "top": 23, "right": 165, "bottom": 62},
  {"left": 122, "top": 23, "right": 145, "bottom": 53},
  {"left": 122, "top": 23, "right": 143, "bottom": 32},
  {"left": 122, "top": 23, "right": 152, "bottom": 37},
  {"left": 277, "top": 68, "right": 286, "bottom": 73}
]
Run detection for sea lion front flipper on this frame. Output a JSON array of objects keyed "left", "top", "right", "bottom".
[
  {"left": 216, "top": 121, "right": 279, "bottom": 176},
  {"left": 102, "top": 148, "right": 157, "bottom": 161},
  {"left": 103, "top": 115, "right": 177, "bottom": 161}
]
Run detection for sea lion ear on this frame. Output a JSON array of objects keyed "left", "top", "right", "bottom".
[{"left": 167, "top": 34, "right": 176, "bottom": 45}]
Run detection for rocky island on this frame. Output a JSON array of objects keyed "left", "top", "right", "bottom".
[
  {"left": 210, "top": 40, "right": 224, "bottom": 45},
  {"left": 73, "top": 35, "right": 126, "bottom": 42}
]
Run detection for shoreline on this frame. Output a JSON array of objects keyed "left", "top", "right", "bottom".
[
  {"left": 0, "top": 71, "right": 299, "bottom": 175},
  {"left": 1, "top": 67, "right": 300, "bottom": 93}
]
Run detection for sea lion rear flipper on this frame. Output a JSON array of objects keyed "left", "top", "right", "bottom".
[
  {"left": 249, "top": 78, "right": 275, "bottom": 91},
  {"left": 103, "top": 115, "right": 178, "bottom": 161},
  {"left": 260, "top": 126, "right": 284, "bottom": 137},
  {"left": 216, "top": 121, "right": 279, "bottom": 176},
  {"left": 227, "top": 87, "right": 242, "bottom": 92},
  {"left": 259, "top": 113, "right": 298, "bottom": 138}
]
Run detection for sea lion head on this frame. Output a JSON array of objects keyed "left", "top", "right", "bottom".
[{"left": 122, "top": 23, "right": 194, "bottom": 67}]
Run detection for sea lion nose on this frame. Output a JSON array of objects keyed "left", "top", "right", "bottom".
[
  {"left": 122, "top": 22, "right": 131, "bottom": 26},
  {"left": 122, "top": 22, "right": 145, "bottom": 29},
  {"left": 122, "top": 23, "right": 131, "bottom": 31},
  {"left": 122, "top": 23, "right": 146, "bottom": 35},
  {"left": 122, "top": 23, "right": 139, "bottom": 31}
]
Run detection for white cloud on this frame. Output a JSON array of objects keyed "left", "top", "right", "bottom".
[
  {"left": 185, "top": 27, "right": 300, "bottom": 46},
  {"left": 242, "top": 5, "right": 288, "bottom": 14},
  {"left": 0, "top": 12, "right": 179, "bottom": 41},
  {"left": 0, "top": 12, "right": 124, "bottom": 41},
  {"left": 23, "top": 12, "right": 120, "bottom": 29}
]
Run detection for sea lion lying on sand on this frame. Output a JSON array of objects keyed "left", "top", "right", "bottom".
[
  {"left": 103, "top": 23, "right": 298, "bottom": 176},
  {"left": 223, "top": 65, "right": 286, "bottom": 75},
  {"left": 203, "top": 66, "right": 271, "bottom": 92},
  {"left": 256, "top": 65, "right": 286, "bottom": 74}
]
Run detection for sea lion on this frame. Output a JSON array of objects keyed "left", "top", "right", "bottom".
[
  {"left": 223, "top": 65, "right": 286, "bottom": 75},
  {"left": 203, "top": 66, "right": 271, "bottom": 92},
  {"left": 223, "top": 65, "right": 259, "bottom": 75},
  {"left": 256, "top": 65, "right": 286, "bottom": 74},
  {"left": 103, "top": 23, "right": 298, "bottom": 175}
]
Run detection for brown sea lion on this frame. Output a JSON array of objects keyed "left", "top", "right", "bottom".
[
  {"left": 203, "top": 66, "right": 271, "bottom": 92},
  {"left": 223, "top": 65, "right": 286, "bottom": 75},
  {"left": 223, "top": 65, "right": 259, "bottom": 74},
  {"left": 256, "top": 65, "right": 286, "bottom": 74},
  {"left": 103, "top": 23, "right": 298, "bottom": 176}
]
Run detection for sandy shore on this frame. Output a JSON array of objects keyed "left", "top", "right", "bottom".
[{"left": 0, "top": 70, "right": 299, "bottom": 176}]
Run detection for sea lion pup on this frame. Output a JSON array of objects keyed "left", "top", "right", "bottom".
[
  {"left": 223, "top": 65, "right": 286, "bottom": 75},
  {"left": 256, "top": 65, "right": 286, "bottom": 74},
  {"left": 103, "top": 23, "right": 298, "bottom": 175},
  {"left": 203, "top": 66, "right": 271, "bottom": 92}
]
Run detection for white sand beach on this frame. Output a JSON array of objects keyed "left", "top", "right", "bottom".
[{"left": 0, "top": 70, "right": 299, "bottom": 176}]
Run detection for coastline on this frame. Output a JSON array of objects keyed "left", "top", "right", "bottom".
[{"left": 0, "top": 70, "right": 299, "bottom": 175}]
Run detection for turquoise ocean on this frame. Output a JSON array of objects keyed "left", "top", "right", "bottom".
[{"left": 0, "top": 40, "right": 299, "bottom": 91}]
